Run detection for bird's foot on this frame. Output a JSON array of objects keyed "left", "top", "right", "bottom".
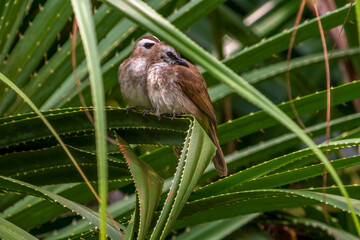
[
  {"left": 126, "top": 106, "right": 137, "bottom": 115},
  {"left": 157, "top": 113, "right": 167, "bottom": 121},
  {"left": 171, "top": 113, "right": 177, "bottom": 121},
  {"left": 142, "top": 108, "right": 155, "bottom": 117}
]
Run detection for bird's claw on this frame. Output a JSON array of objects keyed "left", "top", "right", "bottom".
[
  {"left": 171, "top": 113, "right": 177, "bottom": 121},
  {"left": 142, "top": 108, "right": 155, "bottom": 117},
  {"left": 126, "top": 107, "right": 137, "bottom": 115},
  {"left": 157, "top": 113, "right": 166, "bottom": 121}
]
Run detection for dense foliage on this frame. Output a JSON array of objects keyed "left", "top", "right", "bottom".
[{"left": 0, "top": 0, "right": 360, "bottom": 239}]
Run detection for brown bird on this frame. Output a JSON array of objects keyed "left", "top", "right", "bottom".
[
  {"left": 118, "top": 35, "right": 160, "bottom": 113},
  {"left": 146, "top": 42, "right": 228, "bottom": 177}
]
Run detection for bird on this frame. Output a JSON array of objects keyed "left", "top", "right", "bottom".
[
  {"left": 118, "top": 35, "right": 160, "bottom": 114},
  {"left": 145, "top": 42, "right": 228, "bottom": 177}
]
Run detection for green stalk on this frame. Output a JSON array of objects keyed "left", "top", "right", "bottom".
[
  {"left": 356, "top": 0, "right": 360, "bottom": 46},
  {"left": 71, "top": 1, "right": 108, "bottom": 239}
]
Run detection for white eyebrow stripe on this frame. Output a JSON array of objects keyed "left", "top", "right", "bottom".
[
  {"left": 152, "top": 36, "right": 160, "bottom": 42},
  {"left": 138, "top": 39, "right": 157, "bottom": 46}
]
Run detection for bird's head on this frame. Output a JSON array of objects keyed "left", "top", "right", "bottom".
[
  {"left": 130, "top": 35, "right": 160, "bottom": 58},
  {"left": 147, "top": 42, "right": 189, "bottom": 68}
]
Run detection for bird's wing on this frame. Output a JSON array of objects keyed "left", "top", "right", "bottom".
[{"left": 176, "top": 60, "right": 217, "bottom": 130}]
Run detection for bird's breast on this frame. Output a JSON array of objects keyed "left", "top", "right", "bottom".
[
  {"left": 118, "top": 58, "right": 152, "bottom": 108},
  {"left": 147, "top": 65, "right": 199, "bottom": 116}
]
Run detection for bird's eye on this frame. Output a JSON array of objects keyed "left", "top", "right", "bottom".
[
  {"left": 166, "top": 51, "right": 176, "bottom": 59},
  {"left": 144, "top": 42, "right": 155, "bottom": 49}
]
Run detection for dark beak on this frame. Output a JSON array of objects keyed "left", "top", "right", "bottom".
[{"left": 176, "top": 58, "right": 190, "bottom": 68}]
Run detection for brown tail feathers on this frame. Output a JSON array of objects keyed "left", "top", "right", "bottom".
[
  {"left": 172, "top": 146, "right": 182, "bottom": 158},
  {"left": 209, "top": 125, "right": 228, "bottom": 177}
]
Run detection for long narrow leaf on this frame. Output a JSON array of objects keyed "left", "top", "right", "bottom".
[
  {"left": 2, "top": 179, "right": 130, "bottom": 231},
  {"left": 70, "top": 1, "right": 108, "bottom": 239},
  {"left": 0, "top": 216, "right": 38, "bottom": 240},
  {"left": 193, "top": 139, "right": 360, "bottom": 199},
  {"left": 115, "top": 134, "right": 163, "bottom": 240},
  {"left": 0, "top": 175, "right": 122, "bottom": 239},
  {"left": 175, "top": 214, "right": 259, "bottom": 240},
  {"left": 150, "top": 120, "right": 216, "bottom": 240},
  {"left": 177, "top": 190, "right": 360, "bottom": 229},
  {"left": 210, "top": 48, "right": 360, "bottom": 103}
]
